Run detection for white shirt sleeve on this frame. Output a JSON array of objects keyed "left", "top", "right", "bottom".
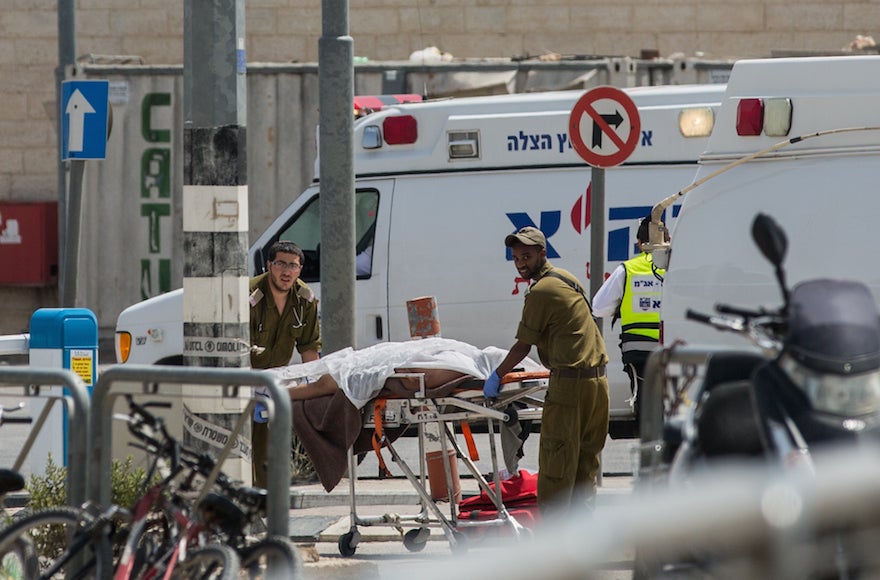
[{"left": 592, "top": 265, "right": 626, "bottom": 318}]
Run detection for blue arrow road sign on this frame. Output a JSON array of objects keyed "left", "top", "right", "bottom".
[{"left": 61, "top": 80, "right": 109, "bottom": 161}]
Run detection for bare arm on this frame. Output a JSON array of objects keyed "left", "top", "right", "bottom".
[
  {"left": 300, "top": 349, "right": 319, "bottom": 363},
  {"left": 493, "top": 340, "right": 533, "bottom": 378},
  {"left": 287, "top": 373, "right": 338, "bottom": 400}
]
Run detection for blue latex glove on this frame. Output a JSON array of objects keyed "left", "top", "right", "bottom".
[
  {"left": 253, "top": 396, "right": 269, "bottom": 423},
  {"left": 483, "top": 371, "right": 502, "bottom": 398}
]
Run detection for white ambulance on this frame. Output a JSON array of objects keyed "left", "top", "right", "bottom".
[
  {"left": 116, "top": 83, "right": 725, "bottom": 438},
  {"left": 660, "top": 56, "right": 880, "bottom": 353}
]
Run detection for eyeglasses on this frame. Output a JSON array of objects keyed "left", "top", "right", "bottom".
[{"left": 271, "top": 260, "right": 302, "bottom": 271}]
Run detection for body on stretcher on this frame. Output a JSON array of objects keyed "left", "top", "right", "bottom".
[
  {"left": 363, "top": 371, "right": 546, "bottom": 429},
  {"left": 339, "top": 369, "right": 549, "bottom": 556}
]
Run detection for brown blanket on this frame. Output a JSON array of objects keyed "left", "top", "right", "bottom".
[{"left": 292, "top": 390, "right": 364, "bottom": 492}]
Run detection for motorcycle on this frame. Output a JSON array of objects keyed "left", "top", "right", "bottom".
[{"left": 636, "top": 213, "right": 880, "bottom": 578}]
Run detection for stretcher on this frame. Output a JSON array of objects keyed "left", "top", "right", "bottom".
[{"left": 336, "top": 369, "right": 549, "bottom": 555}]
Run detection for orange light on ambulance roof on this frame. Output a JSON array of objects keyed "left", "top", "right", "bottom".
[
  {"left": 736, "top": 98, "right": 764, "bottom": 136},
  {"left": 383, "top": 115, "right": 418, "bottom": 145}
]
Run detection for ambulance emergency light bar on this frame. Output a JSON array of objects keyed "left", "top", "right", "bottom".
[
  {"left": 644, "top": 96, "right": 794, "bottom": 267},
  {"left": 645, "top": 96, "right": 880, "bottom": 269},
  {"left": 353, "top": 94, "right": 423, "bottom": 119},
  {"left": 362, "top": 99, "right": 716, "bottom": 159}
]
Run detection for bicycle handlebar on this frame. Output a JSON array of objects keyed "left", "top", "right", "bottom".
[{"left": 714, "top": 304, "right": 769, "bottom": 319}]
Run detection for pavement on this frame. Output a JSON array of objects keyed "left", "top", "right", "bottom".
[{"left": 288, "top": 472, "right": 634, "bottom": 578}]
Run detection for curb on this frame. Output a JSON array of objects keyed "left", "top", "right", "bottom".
[{"left": 290, "top": 474, "right": 634, "bottom": 509}]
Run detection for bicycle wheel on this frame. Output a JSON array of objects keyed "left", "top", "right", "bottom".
[
  {"left": 170, "top": 543, "right": 240, "bottom": 580},
  {"left": 240, "top": 536, "right": 303, "bottom": 579},
  {"left": 0, "top": 536, "right": 38, "bottom": 579},
  {"left": 0, "top": 506, "right": 112, "bottom": 579}
]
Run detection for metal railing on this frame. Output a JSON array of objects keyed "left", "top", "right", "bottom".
[
  {"left": 0, "top": 333, "right": 29, "bottom": 356},
  {"left": 0, "top": 367, "right": 90, "bottom": 506},
  {"left": 89, "top": 364, "right": 291, "bottom": 538},
  {"left": 397, "top": 446, "right": 880, "bottom": 579}
]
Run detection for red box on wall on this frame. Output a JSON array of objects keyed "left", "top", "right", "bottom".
[{"left": 0, "top": 202, "right": 59, "bottom": 286}]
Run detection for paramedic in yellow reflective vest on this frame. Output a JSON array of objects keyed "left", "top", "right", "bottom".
[{"left": 593, "top": 216, "right": 666, "bottom": 423}]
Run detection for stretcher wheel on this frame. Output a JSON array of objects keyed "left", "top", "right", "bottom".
[
  {"left": 449, "top": 530, "right": 468, "bottom": 555},
  {"left": 403, "top": 528, "right": 429, "bottom": 552},
  {"left": 338, "top": 531, "right": 358, "bottom": 557},
  {"left": 503, "top": 405, "right": 519, "bottom": 425}
]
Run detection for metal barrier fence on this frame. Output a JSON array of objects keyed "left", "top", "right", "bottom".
[
  {"left": 397, "top": 344, "right": 880, "bottom": 577},
  {"left": 89, "top": 364, "right": 291, "bottom": 538},
  {"left": 0, "top": 367, "right": 90, "bottom": 507},
  {"left": 0, "top": 333, "right": 28, "bottom": 356},
  {"left": 637, "top": 345, "right": 754, "bottom": 478},
  {"left": 397, "top": 446, "right": 880, "bottom": 579}
]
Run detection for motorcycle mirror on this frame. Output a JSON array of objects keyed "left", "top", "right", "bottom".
[
  {"left": 751, "top": 213, "right": 791, "bottom": 307},
  {"left": 751, "top": 213, "right": 788, "bottom": 268}
]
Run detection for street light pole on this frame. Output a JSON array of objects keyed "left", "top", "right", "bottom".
[{"left": 319, "top": 0, "right": 356, "bottom": 354}]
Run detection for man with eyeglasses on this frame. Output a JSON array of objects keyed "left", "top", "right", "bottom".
[{"left": 249, "top": 240, "right": 321, "bottom": 487}]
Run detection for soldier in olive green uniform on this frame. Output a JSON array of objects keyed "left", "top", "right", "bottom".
[
  {"left": 484, "top": 226, "right": 609, "bottom": 517},
  {"left": 250, "top": 240, "right": 321, "bottom": 487}
]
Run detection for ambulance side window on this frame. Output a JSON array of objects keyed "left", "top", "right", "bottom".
[{"left": 271, "top": 190, "right": 379, "bottom": 283}]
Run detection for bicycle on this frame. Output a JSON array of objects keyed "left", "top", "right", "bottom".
[
  {"left": 0, "top": 403, "right": 115, "bottom": 579},
  {"left": 121, "top": 397, "right": 300, "bottom": 578},
  {"left": 0, "top": 403, "right": 39, "bottom": 580},
  {"left": 0, "top": 397, "right": 236, "bottom": 579}
]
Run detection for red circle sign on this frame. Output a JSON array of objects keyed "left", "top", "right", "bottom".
[{"left": 568, "top": 86, "right": 641, "bottom": 168}]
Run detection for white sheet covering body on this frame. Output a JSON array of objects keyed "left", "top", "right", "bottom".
[{"left": 260, "top": 337, "right": 546, "bottom": 409}]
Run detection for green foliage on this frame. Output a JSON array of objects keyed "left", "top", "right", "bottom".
[
  {"left": 22, "top": 454, "right": 157, "bottom": 564},
  {"left": 109, "top": 455, "right": 154, "bottom": 509},
  {"left": 23, "top": 454, "right": 66, "bottom": 512},
  {"left": 25, "top": 454, "right": 154, "bottom": 510}
]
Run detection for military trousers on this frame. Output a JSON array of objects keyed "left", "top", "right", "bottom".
[{"left": 537, "top": 373, "right": 610, "bottom": 516}]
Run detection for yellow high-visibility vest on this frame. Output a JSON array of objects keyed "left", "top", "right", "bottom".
[{"left": 618, "top": 253, "right": 664, "bottom": 349}]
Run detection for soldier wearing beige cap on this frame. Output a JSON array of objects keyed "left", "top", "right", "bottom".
[{"left": 486, "top": 226, "right": 609, "bottom": 517}]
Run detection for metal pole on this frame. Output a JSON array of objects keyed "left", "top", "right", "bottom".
[
  {"left": 61, "top": 160, "right": 84, "bottom": 307},
  {"left": 590, "top": 165, "right": 606, "bottom": 486},
  {"left": 182, "top": 0, "right": 250, "bottom": 480},
  {"left": 56, "top": 0, "right": 77, "bottom": 305},
  {"left": 589, "top": 167, "right": 606, "bottom": 305},
  {"left": 319, "top": 0, "right": 356, "bottom": 354}
]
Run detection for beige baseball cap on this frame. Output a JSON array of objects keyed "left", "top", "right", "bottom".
[{"left": 504, "top": 226, "right": 546, "bottom": 248}]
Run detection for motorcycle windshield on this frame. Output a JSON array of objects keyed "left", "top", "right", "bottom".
[
  {"left": 780, "top": 355, "right": 880, "bottom": 417},
  {"left": 785, "top": 279, "right": 880, "bottom": 375}
]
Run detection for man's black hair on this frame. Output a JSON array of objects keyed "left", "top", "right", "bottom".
[
  {"left": 637, "top": 215, "right": 651, "bottom": 244},
  {"left": 268, "top": 240, "right": 305, "bottom": 263}
]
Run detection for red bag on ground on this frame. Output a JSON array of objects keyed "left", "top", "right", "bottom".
[{"left": 457, "top": 470, "right": 541, "bottom": 536}]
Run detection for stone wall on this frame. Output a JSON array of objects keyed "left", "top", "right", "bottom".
[{"left": 3, "top": 0, "right": 877, "bottom": 203}]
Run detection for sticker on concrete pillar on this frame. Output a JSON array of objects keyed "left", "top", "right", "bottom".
[
  {"left": 69, "top": 349, "right": 94, "bottom": 386},
  {"left": 183, "top": 336, "right": 250, "bottom": 357},
  {"left": 182, "top": 404, "right": 252, "bottom": 459}
]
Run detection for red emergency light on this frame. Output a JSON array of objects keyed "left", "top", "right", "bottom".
[
  {"left": 736, "top": 98, "right": 764, "bottom": 136},
  {"left": 383, "top": 115, "right": 418, "bottom": 145}
]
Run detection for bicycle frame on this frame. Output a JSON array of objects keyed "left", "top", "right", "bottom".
[{"left": 115, "top": 482, "right": 207, "bottom": 580}]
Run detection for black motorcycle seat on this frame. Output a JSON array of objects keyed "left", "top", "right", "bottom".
[{"left": 697, "top": 379, "right": 765, "bottom": 458}]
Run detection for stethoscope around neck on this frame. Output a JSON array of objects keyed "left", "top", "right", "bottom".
[{"left": 257, "top": 296, "right": 306, "bottom": 331}]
